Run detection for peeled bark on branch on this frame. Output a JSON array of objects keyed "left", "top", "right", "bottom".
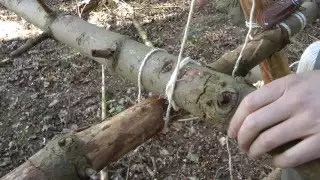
[
  {"left": 208, "top": 2, "right": 318, "bottom": 77},
  {"left": 1, "top": 97, "right": 166, "bottom": 180},
  {"left": 1, "top": 0, "right": 320, "bottom": 179}
]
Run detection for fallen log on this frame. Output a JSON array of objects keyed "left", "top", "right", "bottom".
[
  {"left": 1, "top": 0, "right": 320, "bottom": 179},
  {"left": 1, "top": 97, "right": 165, "bottom": 180}
]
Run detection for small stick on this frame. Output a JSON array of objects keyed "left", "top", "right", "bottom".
[
  {"left": 226, "top": 136, "right": 234, "bottom": 180},
  {"left": 101, "top": 65, "right": 107, "bottom": 120},
  {"left": 118, "top": 0, "right": 154, "bottom": 47},
  {"left": 132, "top": 18, "right": 153, "bottom": 47},
  {"left": 214, "top": 167, "right": 225, "bottom": 180},
  {"left": 151, "top": 156, "right": 157, "bottom": 174},
  {"left": 144, "top": 163, "right": 155, "bottom": 177},
  {"left": 0, "top": 58, "right": 10, "bottom": 67},
  {"left": 308, "top": 34, "right": 320, "bottom": 41},
  {"left": 125, "top": 157, "right": 131, "bottom": 180},
  {"left": 100, "top": 64, "right": 108, "bottom": 180},
  {"left": 10, "top": 33, "right": 49, "bottom": 57}
]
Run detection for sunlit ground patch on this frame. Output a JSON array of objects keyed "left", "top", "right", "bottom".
[{"left": 0, "top": 20, "right": 23, "bottom": 40}]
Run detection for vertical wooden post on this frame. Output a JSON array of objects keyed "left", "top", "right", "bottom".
[{"left": 239, "top": 0, "right": 291, "bottom": 84}]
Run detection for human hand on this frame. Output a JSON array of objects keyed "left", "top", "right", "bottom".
[{"left": 227, "top": 70, "right": 320, "bottom": 168}]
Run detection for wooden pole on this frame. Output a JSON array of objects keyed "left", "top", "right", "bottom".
[
  {"left": 207, "top": 2, "right": 318, "bottom": 78},
  {"left": 1, "top": 97, "right": 165, "bottom": 180},
  {"left": 239, "top": 0, "right": 291, "bottom": 84}
]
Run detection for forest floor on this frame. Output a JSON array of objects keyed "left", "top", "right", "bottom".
[{"left": 0, "top": 0, "right": 319, "bottom": 179}]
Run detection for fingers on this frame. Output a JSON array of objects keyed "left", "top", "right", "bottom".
[
  {"left": 237, "top": 97, "right": 293, "bottom": 152},
  {"left": 228, "top": 79, "right": 286, "bottom": 139},
  {"left": 272, "top": 133, "right": 320, "bottom": 168},
  {"left": 248, "top": 117, "right": 306, "bottom": 159}
]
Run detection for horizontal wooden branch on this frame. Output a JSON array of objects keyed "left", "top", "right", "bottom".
[
  {"left": 0, "top": 0, "right": 256, "bottom": 130},
  {"left": 207, "top": 2, "right": 318, "bottom": 77},
  {"left": 1, "top": 97, "right": 165, "bottom": 180}
]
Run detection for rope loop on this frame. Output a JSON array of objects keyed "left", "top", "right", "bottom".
[{"left": 137, "top": 48, "right": 167, "bottom": 103}]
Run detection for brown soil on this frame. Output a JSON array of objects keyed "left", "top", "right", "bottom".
[{"left": 0, "top": 0, "right": 319, "bottom": 179}]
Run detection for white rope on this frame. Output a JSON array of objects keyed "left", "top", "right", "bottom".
[
  {"left": 165, "top": 57, "right": 200, "bottom": 111},
  {"left": 163, "top": 0, "right": 197, "bottom": 129},
  {"left": 279, "top": 22, "right": 292, "bottom": 38},
  {"left": 293, "top": 13, "right": 304, "bottom": 32},
  {"left": 280, "top": 11, "right": 307, "bottom": 39},
  {"left": 295, "top": 12, "right": 307, "bottom": 28},
  {"left": 293, "top": 12, "right": 307, "bottom": 32},
  {"left": 245, "top": 21, "right": 260, "bottom": 29},
  {"left": 289, "top": 61, "right": 300, "bottom": 69},
  {"left": 232, "top": 0, "right": 256, "bottom": 77},
  {"left": 137, "top": 48, "right": 167, "bottom": 103},
  {"left": 137, "top": 0, "right": 200, "bottom": 132}
]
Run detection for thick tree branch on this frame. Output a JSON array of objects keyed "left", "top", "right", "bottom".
[
  {"left": 207, "top": 2, "right": 318, "bottom": 77},
  {"left": 1, "top": 97, "right": 166, "bottom": 180},
  {"left": 239, "top": 0, "right": 291, "bottom": 84}
]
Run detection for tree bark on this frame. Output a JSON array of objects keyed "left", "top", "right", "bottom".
[{"left": 1, "top": 97, "right": 166, "bottom": 180}]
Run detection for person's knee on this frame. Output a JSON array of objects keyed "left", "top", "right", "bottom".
[
  {"left": 281, "top": 168, "right": 307, "bottom": 180},
  {"left": 296, "top": 41, "right": 320, "bottom": 73}
]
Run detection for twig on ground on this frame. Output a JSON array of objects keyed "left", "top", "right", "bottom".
[
  {"left": 125, "top": 157, "right": 131, "bottom": 180},
  {"left": 308, "top": 34, "right": 320, "bottom": 41},
  {"left": 132, "top": 18, "right": 153, "bottom": 47},
  {"left": 79, "top": 3, "right": 88, "bottom": 18},
  {"left": 101, "top": 65, "right": 107, "bottom": 120},
  {"left": 0, "top": 58, "right": 10, "bottom": 67},
  {"left": 10, "top": 33, "right": 49, "bottom": 57},
  {"left": 144, "top": 163, "right": 155, "bottom": 177},
  {"left": 100, "top": 65, "right": 108, "bottom": 180},
  {"left": 177, "top": 117, "right": 199, "bottom": 122},
  {"left": 76, "top": 0, "right": 97, "bottom": 18},
  {"left": 226, "top": 136, "right": 234, "bottom": 180},
  {"left": 117, "top": 0, "right": 154, "bottom": 47},
  {"left": 151, "top": 156, "right": 157, "bottom": 174},
  {"left": 214, "top": 167, "right": 226, "bottom": 180}
]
